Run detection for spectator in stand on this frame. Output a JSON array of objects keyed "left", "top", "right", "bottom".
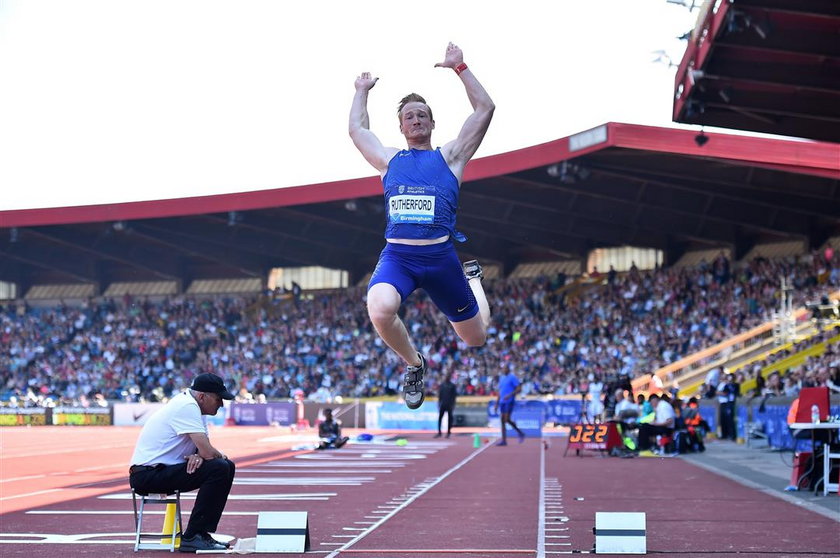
[
  {"left": 783, "top": 373, "right": 800, "bottom": 397},
  {"left": 762, "top": 372, "right": 784, "bottom": 397},
  {"left": 1, "top": 251, "right": 837, "bottom": 406},
  {"left": 816, "top": 366, "right": 840, "bottom": 394}
]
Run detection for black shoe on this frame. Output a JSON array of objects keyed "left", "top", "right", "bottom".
[
  {"left": 206, "top": 533, "right": 232, "bottom": 548},
  {"left": 403, "top": 353, "right": 427, "bottom": 410},
  {"left": 463, "top": 260, "right": 483, "bottom": 280},
  {"left": 336, "top": 436, "right": 349, "bottom": 448},
  {"left": 178, "top": 533, "right": 228, "bottom": 553},
  {"left": 446, "top": 432, "right": 451, "bottom": 438},
  {"left": 433, "top": 432, "right": 442, "bottom": 438}
]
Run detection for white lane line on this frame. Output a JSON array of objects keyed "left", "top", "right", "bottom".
[
  {"left": 239, "top": 469, "right": 392, "bottom": 474},
  {"left": 324, "top": 440, "right": 494, "bottom": 558},
  {"left": 233, "top": 477, "right": 371, "bottom": 486},
  {"left": 0, "top": 489, "right": 61, "bottom": 501},
  {"left": 73, "top": 463, "right": 127, "bottom": 473},
  {"left": 26, "top": 508, "right": 260, "bottom": 515},
  {"left": 295, "top": 454, "right": 427, "bottom": 461},
  {"left": 99, "top": 492, "right": 336, "bottom": 501},
  {"left": 4, "top": 443, "right": 136, "bottom": 459},
  {"left": 537, "top": 438, "right": 546, "bottom": 558},
  {"left": 263, "top": 462, "right": 406, "bottom": 468},
  {"left": 0, "top": 475, "right": 47, "bottom": 483}
]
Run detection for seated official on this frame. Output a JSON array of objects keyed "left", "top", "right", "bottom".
[
  {"left": 317, "top": 408, "right": 349, "bottom": 450},
  {"left": 637, "top": 393, "right": 675, "bottom": 452},
  {"left": 611, "top": 388, "right": 640, "bottom": 427},
  {"left": 129, "top": 373, "right": 236, "bottom": 553}
]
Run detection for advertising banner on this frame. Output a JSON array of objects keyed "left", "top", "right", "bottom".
[
  {"left": 51, "top": 407, "right": 112, "bottom": 425},
  {"left": 230, "top": 402, "right": 294, "bottom": 426},
  {"left": 487, "top": 398, "right": 582, "bottom": 426},
  {"left": 0, "top": 407, "right": 48, "bottom": 426},
  {"left": 113, "top": 402, "right": 165, "bottom": 426},
  {"left": 544, "top": 399, "right": 584, "bottom": 425},
  {"left": 506, "top": 408, "right": 544, "bottom": 437},
  {"left": 366, "top": 401, "right": 438, "bottom": 430}
]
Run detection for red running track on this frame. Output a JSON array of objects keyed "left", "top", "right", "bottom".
[{"left": 1, "top": 427, "right": 838, "bottom": 557}]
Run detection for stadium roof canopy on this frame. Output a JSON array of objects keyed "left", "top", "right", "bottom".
[
  {"left": 1, "top": 122, "right": 838, "bottom": 291},
  {"left": 673, "top": 0, "right": 840, "bottom": 142}
]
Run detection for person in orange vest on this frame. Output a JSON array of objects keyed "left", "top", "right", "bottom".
[{"left": 683, "top": 397, "right": 707, "bottom": 452}]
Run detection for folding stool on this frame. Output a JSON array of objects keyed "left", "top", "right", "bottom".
[{"left": 131, "top": 489, "right": 182, "bottom": 552}]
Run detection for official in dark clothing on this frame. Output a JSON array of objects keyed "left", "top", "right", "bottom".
[
  {"left": 717, "top": 373, "right": 740, "bottom": 441},
  {"left": 435, "top": 372, "right": 458, "bottom": 438},
  {"left": 318, "top": 408, "right": 349, "bottom": 449}
]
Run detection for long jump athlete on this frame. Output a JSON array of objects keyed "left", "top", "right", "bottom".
[{"left": 349, "top": 42, "right": 494, "bottom": 409}]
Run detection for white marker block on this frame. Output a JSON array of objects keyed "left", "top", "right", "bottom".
[
  {"left": 595, "top": 512, "right": 646, "bottom": 554},
  {"left": 255, "top": 511, "right": 310, "bottom": 553}
]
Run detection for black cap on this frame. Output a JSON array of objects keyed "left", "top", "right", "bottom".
[{"left": 190, "top": 373, "right": 235, "bottom": 400}]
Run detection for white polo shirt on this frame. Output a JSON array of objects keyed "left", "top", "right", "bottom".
[
  {"left": 654, "top": 399, "right": 676, "bottom": 427},
  {"left": 129, "top": 391, "right": 207, "bottom": 466}
]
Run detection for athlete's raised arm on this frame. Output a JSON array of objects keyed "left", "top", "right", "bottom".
[
  {"left": 438, "top": 43, "right": 495, "bottom": 174},
  {"left": 349, "top": 72, "right": 397, "bottom": 174}
]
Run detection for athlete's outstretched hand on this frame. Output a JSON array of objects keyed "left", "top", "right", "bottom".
[
  {"left": 434, "top": 42, "right": 464, "bottom": 69},
  {"left": 355, "top": 72, "right": 378, "bottom": 91}
]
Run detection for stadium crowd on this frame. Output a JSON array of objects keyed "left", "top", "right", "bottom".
[{"left": 1, "top": 249, "right": 838, "bottom": 407}]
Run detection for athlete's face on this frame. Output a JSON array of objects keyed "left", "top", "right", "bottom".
[{"left": 399, "top": 102, "right": 434, "bottom": 139}]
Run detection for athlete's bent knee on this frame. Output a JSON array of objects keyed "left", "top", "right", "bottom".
[
  {"left": 367, "top": 286, "right": 400, "bottom": 324},
  {"left": 462, "top": 331, "right": 487, "bottom": 347},
  {"left": 368, "top": 305, "right": 397, "bottom": 328}
]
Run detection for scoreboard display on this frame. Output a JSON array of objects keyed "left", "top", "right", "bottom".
[{"left": 565, "top": 422, "right": 623, "bottom": 454}]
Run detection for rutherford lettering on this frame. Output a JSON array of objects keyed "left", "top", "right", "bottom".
[{"left": 390, "top": 198, "right": 433, "bottom": 212}]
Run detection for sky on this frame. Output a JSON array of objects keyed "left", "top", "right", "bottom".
[{"left": 0, "top": 1, "right": 701, "bottom": 212}]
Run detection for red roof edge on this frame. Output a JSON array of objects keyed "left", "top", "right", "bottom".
[{"left": 2, "top": 122, "right": 837, "bottom": 228}]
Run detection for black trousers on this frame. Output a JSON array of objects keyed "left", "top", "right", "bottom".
[
  {"left": 438, "top": 406, "right": 454, "bottom": 434},
  {"left": 719, "top": 402, "right": 736, "bottom": 440},
  {"left": 637, "top": 424, "right": 673, "bottom": 451},
  {"left": 130, "top": 458, "right": 235, "bottom": 537}
]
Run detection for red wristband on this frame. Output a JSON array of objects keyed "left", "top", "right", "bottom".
[{"left": 454, "top": 63, "right": 468, "bottom": 76}]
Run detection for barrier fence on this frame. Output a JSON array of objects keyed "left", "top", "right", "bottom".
[{"left": 2, "top": 397, "right": 837, "bottom": 454}]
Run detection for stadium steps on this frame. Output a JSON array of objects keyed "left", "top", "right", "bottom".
[{"left": 632, "top": 289, "right": 840, "bottom": 396}]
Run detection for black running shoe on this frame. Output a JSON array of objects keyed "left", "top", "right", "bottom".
[
  {"left": 403, "top": 354, "right": 427, "bottom": 410},
  {"left": 463, "top": 260, "right": 483, "bottom": 280}
]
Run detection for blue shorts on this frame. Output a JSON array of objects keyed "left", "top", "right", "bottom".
[
  {"left": 368, "top": 241, "right": 478, "bottom": 322},
  {"left": 499, "top": 400, "right": 516, "bottom": 415}
]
